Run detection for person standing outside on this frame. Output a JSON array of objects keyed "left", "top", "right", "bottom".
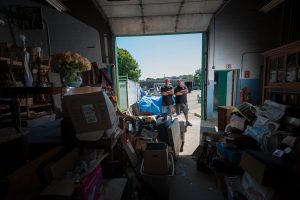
[
  {"left": 174, "top": 80, "right": 192, "bottom": 126},
  {"left": 161, "top": 79, "right": 174, "bottom": 115}
]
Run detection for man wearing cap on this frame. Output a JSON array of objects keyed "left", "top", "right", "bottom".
[
  {"left": 174, "top": 80, "right": 192, "bottom": 126},
  {"left": 161, "top": 79, "right": 174, "bottom": 115}
]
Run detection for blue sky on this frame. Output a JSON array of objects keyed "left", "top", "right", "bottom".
[{"left": 116, "top": 33, "right": 202, "bottom": 80}]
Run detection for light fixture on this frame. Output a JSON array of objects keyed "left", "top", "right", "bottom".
[
  {"left": 260, "top": 0, "right": 285, "bottom": 13},
  {"left": 45, "top": 0, "right": 69, "bottom": 12}
]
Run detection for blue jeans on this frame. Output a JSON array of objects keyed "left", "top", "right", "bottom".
[{"left": 162, "top": 105, "right": 173, "bottom": 115}]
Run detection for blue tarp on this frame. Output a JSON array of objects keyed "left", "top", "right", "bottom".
[
  {"left": 138, "top": 95, "right": 175, "bottom": 115},
  {"left": 138, "top": 96, "right": 162, "bottom": 115},
  {"left": 140, "top": 88, "right": 146, "bottom": 98}
]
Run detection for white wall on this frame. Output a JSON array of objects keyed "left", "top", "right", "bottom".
[
  {"left": 0, "top": 0, "right": 102, "bottom": 63},
  {"left": 207, "top": 0, "right": 282, "bottom": 81},
  {"left": 205, "top": 0, "right": 283, "bottom": 118}
]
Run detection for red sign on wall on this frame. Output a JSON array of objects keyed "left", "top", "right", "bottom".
[
  {"left": 225, "top": 64, "right": 232, "bottom": 69},
  {"left": 244, "top": 70, "right": 250, "bottom": 78}
]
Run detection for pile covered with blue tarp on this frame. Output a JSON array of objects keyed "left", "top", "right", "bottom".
[
  {"left": 138, "top": 95, "right": 175, "bottom": 115},
  {"left": 138, "top": 96, "right": 162, "bottom": 115}
]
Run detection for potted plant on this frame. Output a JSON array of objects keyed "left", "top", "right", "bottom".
[{"left": 50, "top": 51, "right": 91, "bottom": 87}]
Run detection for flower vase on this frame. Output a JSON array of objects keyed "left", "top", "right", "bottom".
[
  {"left": 24, "top": 71, "right": 33, "bottom": 86},
  {"left": 64, "top": 73, "right": 82, "bottom": 88}
]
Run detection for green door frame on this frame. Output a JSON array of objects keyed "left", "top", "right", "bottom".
[
  {"left": 201, "top": 32, "right": 207, "bottom": 120},
  {"left": 114, "top": 36, "right": 121, "bottom": 107}
]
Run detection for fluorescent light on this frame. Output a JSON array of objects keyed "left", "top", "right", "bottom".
[
  {"left": 45, "top": 0, "right": 69, "bottom": 12},
  {"left": 260, "top": 0, "right": 285, "bottom": 13}
]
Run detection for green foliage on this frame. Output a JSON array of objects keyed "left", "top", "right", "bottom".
[
  {"left": 117, "top": 48, "right": 141, "bottom": 81},
  {"left": 179, "top": 74, "right": 193, "bottom": 81},
  {"left": 194, "top": 69, "right": 201, "bottom": 86}
]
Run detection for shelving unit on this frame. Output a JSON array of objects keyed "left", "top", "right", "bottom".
[{"left": 262, "top": 40, "right": 300, "bottom": 106}]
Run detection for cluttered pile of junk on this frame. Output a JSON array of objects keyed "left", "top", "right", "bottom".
[
  {"left": 197, "top": 100, "right": 300, "bottom": 200},
  {"left": 1, "top": 86, "right": 187, "bottom": 200},
  {"left": 59, "top": 87, "right": 188, "bottom": 200}
]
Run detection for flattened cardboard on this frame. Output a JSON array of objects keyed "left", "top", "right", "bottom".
[
  {"left": 168, "top": 119, "right": 181, "bottom": 157},
  {"left": 41, "top": 148, "right": 108, "bottom": 197}
]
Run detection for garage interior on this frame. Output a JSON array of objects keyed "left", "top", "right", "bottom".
[{"left": 0, "top": 0, "right": 300, "bottom": 200}]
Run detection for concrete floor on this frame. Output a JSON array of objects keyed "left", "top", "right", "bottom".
[
  {"left": 176, "top": 90, "right": 217, "bottom": 156},
  {"left": 169, "top": 156, "right": 225, "bottom": 200},
  {"left": 168, "top": 90, "right": 225, "bottom": 200}
]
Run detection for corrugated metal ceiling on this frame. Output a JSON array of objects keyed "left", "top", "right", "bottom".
[{"left": 94, "top": 0, "right": 224, "bottom": 35}]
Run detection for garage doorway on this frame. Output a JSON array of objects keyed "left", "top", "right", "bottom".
[{"left": 115, "top": 33, "right": 204, "bottom": 156}]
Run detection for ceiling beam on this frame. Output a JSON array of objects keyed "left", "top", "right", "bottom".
[
  {"left": 107, "top": 12, "right": 215, "bottom": 19},
  {"left": 139, "top": 0, "right": 145, "bottom": 34},
  {"left": 174, "top": 0, "right": 185, "bottom": 32},
  {"left": 100, "top": 0, "right": 220, "bottom": 6}
]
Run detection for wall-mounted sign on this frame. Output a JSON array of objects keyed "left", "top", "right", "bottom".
[
  {"left": 225, "top": 64, "right": 232, "bottom": 69},
  {"left": 244, "top": 70, "right": 250, "bottom": 78}
]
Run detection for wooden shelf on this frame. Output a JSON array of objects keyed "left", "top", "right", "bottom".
[
  {"left": 264, "top": 82, "right": 300, "bottom": 89},
  {"left": 263, "top": 40, "right": 300, "bottom": 103},
  {"left": 20, "top": 103, "right": 52, "bottom": 109},
  {"left": 0, "top": 57, "right": 49, "bottom": 69}
]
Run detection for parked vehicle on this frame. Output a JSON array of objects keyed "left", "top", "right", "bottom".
[{"left": 185, "top": 81, "right": 193, "bottom": 93}]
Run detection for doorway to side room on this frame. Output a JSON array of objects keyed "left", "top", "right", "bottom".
[{"left": 214, "top": 70, "right": 239, "bottom": 110}]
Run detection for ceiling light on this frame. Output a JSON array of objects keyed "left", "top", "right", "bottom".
[{"left": 45, "top": 0, "right": 69, "bottom": 12}]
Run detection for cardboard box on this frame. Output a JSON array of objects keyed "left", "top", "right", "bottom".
[
  {"left": 230, "top": 114, "right": 247, "bottom": 131},
  {"left": 5, "top": 147, "right": 61, "bottom": 200},
  {"left": 144, "top": 143, "right": 169, "bottom": 175},
  {"left": 218, "top": 106, "right": 235, "bottom": 131},
  {"left": 135, "top": 137, "right": 152, "bottom": 153},
  {"left": 63, "top": 87, "right": 118, "bottom": 141},
  {"left": 240, "top": 151, "right": 266, "bottom": 184},
  {"left": 41, "top": 148, "right": 108, "bottom": 200}
]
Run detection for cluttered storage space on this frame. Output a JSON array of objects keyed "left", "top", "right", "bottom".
[
  {"left": 0, "top": 30, "right": 186, "bottom": 200},
  {"left": 197, "top": 41, "right": 300, "bottom": 200}
]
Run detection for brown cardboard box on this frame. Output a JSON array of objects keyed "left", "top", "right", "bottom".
[
  {"left": 5, "top": 147, "right": 61, "bottom": 200},
  {"left": 240, "top": 151, "right": 266, "bottom": 184},
  {"left": 135, "top": 137, "right": 152, "bottom": 154},
  {"left": 63, "top": 87, "right": 118, "bottom": 141},
  {"left": 41, "top": 148, "right": 108, "bottom": 198},
  {"left": 218, "top": 106, "right": 235, "bottom": 131},
  {"left": 144, "top": 143, "right": 169, "bottom": 175}
]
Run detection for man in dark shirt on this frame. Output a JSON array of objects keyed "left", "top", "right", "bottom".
[
  {"left": 174, "top": 80, "right": 192, "bottom": 126},
  {"left": 161, "top": 79, "right": 174, "bottom": 115}
]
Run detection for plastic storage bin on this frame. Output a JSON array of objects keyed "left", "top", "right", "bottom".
[
  {"left": 140, "top": 153, "right": 174, "bottom": 199},
  {"left": 217, "top": 142, "right": 242, "bottom": 164}
]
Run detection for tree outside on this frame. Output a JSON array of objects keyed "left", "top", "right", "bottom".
[
  {"left": 193, "top": 69, "right": 201, "bottom": 87},
  {"left": 117, "top": 48, "right": 141, "bottom": 81}
]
